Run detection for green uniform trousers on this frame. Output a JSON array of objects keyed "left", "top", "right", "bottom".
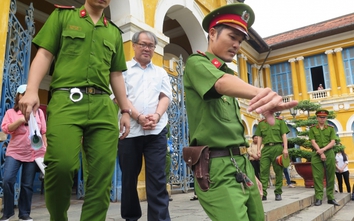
[
  {"left": 311, "top": 149, "right": 335, "bottom": 200},
  {"left": 195, "top": 154, "right": 264, "bottom": 221},
  {"left": 260, "top": 144, "right": 283, "bottom": 196},
  {"left": 44, "top": 91, "right": 119, "bottom": 221}
]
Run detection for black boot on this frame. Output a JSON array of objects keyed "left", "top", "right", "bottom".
[
  {"left": 327, "top": 199, "right": 340, "bottom": 206},
  {"left": 314, "top": 199, "right": 322, "bottom": 206}
]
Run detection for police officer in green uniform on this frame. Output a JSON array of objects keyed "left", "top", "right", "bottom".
[
  {"left": 183, "top": 2, "right": 298, "bottom": 221},
  {"left": 255, "top": 117, "right": 289, "bottom": 201},
  {"left": 309, "top": 110, "right": 340, "bottom": 206},
  {"left": 19, "top": 1, "right": 131, "bottom": 220}
]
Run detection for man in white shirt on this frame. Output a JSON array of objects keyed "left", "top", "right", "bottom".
[
  {"left": 118, "top": 30, "right": 172, "bottom": 221},
  {"left": 247, "top": 135, "right": 260, "bottom": 180}
]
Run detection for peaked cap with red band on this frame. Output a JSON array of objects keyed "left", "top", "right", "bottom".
[
  {"left": 202, "top": 3, "right": 255, "bottom": 39},
  {"left": 315, "top": 109, "right": 329, "bottom": 117}
]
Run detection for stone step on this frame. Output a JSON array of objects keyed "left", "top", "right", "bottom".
[
  {"left": 328, "top": 199, "right": 354, "bottom": 221},
  {"left": 284, "top": 192, "right": 351, "bottom": 221},
  {"left": 263, "top": 186, "right": 315, "bottom": 221}
]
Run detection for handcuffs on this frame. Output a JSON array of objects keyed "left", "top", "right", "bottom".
[{"left": 69, "top": 88, "right": 83, "bottom": 102}]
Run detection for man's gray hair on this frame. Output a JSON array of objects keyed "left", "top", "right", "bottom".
[{"left": 132, "top": 30, "right": 158, "bottom": 45}]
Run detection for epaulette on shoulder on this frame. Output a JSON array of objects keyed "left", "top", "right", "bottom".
[
  {"left": 197, "top": 50, "right": 207, "bottom": 56},
  {"left": 54, "top": 4, "right": 75, "bottom": 9},
  {"left": 276, "top": 117, "right": 283, "bottom": 120},
  {"left": 109, "top": 21, "right": 124, "bottom": 34},
  {"left": 309, "top": 125, "right": 315, "bottom": 128},
  {"left": 196, "top": 51, "right": 222, "bottom": 69},
  {"left": 259, "top": 119, "right": 266, "bottom": 122},
  {"left": 327, "top": 124, "right": 334, "bottom": 127}
]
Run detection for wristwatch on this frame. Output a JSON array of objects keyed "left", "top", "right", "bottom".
[{"left": 120, "top": 109, "right": 132, "bottom": 116}]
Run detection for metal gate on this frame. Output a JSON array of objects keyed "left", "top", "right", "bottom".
[
  {"left": 166, "top": 55, "right": 193, "bottom": 193},
  {"left": 0, "top": 0, "right": 35, "bottom": 203}
]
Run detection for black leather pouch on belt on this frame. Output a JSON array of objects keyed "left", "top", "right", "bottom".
[{"left": 182, "top": 145, "right": 210, "bottom": 191}]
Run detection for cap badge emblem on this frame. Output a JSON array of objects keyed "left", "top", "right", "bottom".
[{"left": 241, "top": 10, "right": 250, "bottom": 23}]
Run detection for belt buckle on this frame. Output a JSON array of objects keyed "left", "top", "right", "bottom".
[
  {"left": 239, "top": 146, "right": 247, "bottom": 155},
  {"left": 269, "top": 142, "right": 274, "bottom": 146},
  {"left": 86, "top": 87, "right": 95, "bottom": 94}
]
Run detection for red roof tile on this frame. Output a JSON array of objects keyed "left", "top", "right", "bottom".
[{"left": 264, "top": 13, "right": 354, "bottom": 47}]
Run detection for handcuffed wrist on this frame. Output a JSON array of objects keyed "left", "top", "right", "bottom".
[
  {"left": 155, "top": 112, "right": 161, "bottom": 123},
  {"left": 137, "top": 113, "right": 143, "bottom": 124}
]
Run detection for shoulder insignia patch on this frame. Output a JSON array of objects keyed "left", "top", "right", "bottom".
[
  {"left": 211, "top": 58, "right": 221, "bottom": 69},
  {"left": 54, "top": 4, "right": 75, "bottom": 9},
  {"left": 197, "top": 50, "right": 206, "bottom": 56}
]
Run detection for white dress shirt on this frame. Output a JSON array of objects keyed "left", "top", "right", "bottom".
[
  {"left": 121, "top": 58, "right": 172, "bottom": 138},
  {"left": 335, "top": 152, "right": 349, "bottom": 173}
]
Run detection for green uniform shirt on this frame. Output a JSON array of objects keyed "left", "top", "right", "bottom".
[
  {"left": 32, "top": 6, "right": 127, "bottom": 94},
  {"left": 255, "top": 118, "right": 289, "bottom": 144},
  {"left": 309, "top": 124, "right": 336, "bottom": 148},
  {"left": 183, "top": 52, "right": 247, "bottom": 148}
]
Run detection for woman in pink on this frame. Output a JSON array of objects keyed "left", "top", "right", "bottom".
[{"left": 0, "top": 85, "right": 47, "bottom": 221}]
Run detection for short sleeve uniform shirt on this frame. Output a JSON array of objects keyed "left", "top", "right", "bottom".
[
  {"left": 255, "top": 118, "right": 289, "bottom": 144},
  {"left": 32, "top": 6, "right": 127, "bottom": 94},
  {"left": 309, "top": 124, "right": 336, "bottom": 148},
  {"left": 183, "top": 52, "right": 247, "bottom": 148}
]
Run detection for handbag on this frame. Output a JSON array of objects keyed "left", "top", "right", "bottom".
[{"left": 183, "top": 146, "right": 210, "bottom": 191}]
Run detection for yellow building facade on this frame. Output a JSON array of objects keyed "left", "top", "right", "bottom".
[{"left": 1, "top": 0, "right": 354, "bottom": 196}]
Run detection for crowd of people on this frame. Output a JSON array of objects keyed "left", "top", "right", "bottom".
[{"left": 0, "top": 1, "right": 352, "bottom": 221}]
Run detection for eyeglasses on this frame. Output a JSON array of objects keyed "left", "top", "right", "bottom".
[{"left": 135, "top": 42, "right": 156, "bottom": 50}]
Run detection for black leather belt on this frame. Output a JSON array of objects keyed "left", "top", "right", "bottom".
[
  {"left": 265, "top": 142, "right": 282, "bottom": 146},
  {"left": 52, "top": 87, "right": 108, "bottom": 95},
  {"left": 210, "top": 147, "right": 247, "bottom": 158}
]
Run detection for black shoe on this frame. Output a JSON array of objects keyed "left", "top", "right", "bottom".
[
  {"left": 328, "top": 199, "right": 340, "bottom": 206},
  {"left": 314, "top": 199, "right": 322, "bottom": 206},
  {"left": 262, "top": 196, "right": 267, "bottom": 201},
  {"left": 275, "top": 194, "right": 282, "bottom": 201},
  {"left": 190, "top": 195, "right": 198, "bottom": 201},
  {"left": 0, "top": 215, "right": 12, "bottom": 221},
  {"left": 19, "top": 215, "right": 33, "bottom": 221},
  {"left": 169, "top": 197, "right": 173, "bottom": 201}
]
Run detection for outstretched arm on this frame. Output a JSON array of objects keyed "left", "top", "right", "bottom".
[{"left": 214, "top": 74, "right": 298, "bottom": 125}]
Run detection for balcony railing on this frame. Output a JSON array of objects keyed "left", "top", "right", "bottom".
[
  {"left": 308, "top": 89, "right": 330, "bottom": 100},
  {"left": 282, "top": 95, "right": 293, "bottom": 103},
  {"left": 348, "top": 85, "right": 354, "bottom": 94}
]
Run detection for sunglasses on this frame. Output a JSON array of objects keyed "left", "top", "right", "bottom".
[{"left": 318, "top": 116, "right": 326, "bottom": 119}]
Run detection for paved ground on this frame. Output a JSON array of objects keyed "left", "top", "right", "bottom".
[
  {"left": 9, "top": 190, "right": 209, "bottom": 221},
  {"left": 3, "top": 186, "right": 351, "bottom": 221}
]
